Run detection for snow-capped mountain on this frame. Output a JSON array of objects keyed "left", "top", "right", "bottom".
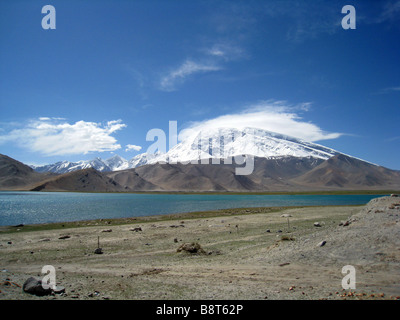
[
  {"left": 104, "top": 155, "right": 129, "bottom": 171},
  {"left": 32, "top": 127, "right": 342, "bottom": 174},
  {"left": 128, "top": 152, "right": 161, "bottom": 168},
  {"left": 32, "top": 158, "right": 112, "bottom": 174},
  {"left": 148, "top": 127, "right": 339, "bottom": 165}
]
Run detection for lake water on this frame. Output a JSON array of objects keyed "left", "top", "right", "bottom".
[{"left": 0, "top": 191, "right": 385, "bottom": 226}]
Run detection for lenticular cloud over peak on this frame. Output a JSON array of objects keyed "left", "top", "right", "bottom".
[{"left": 179, "top": 101, "right": 343, "bottom": 143}]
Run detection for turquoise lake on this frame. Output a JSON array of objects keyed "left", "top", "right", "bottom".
[{"left": 0, "top": 191, "right": 386, "bottom": 226}]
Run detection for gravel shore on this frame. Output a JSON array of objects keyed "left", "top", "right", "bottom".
[{"left": 1, "top": 196, "right": 399, "bottom": 300}]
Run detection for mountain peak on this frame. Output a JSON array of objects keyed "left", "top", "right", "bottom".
[
  {"left": 107, "top": 154, "right": 126, "bottom": 161},
  {"left": 151, "top": 126, "right": 340, "bottom": 165},
  {"left": 30, "top": 127, "right": 364, "bottom": 174}
]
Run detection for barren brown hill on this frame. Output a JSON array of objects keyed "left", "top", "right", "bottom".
[
  {"left": 292, "top": 154, "right": 400, "bottom": 190},
  {"left": 30, "top": 168, "right": 124, "bottom": 192},
  {"left": 106, "top": 169, "right": 160, "bottom": 191},
  {"left": 0, "top": 154, "right": 51, "bottom": 190},
  {"left": 105, "top": 155, "right": 400, "bottom": 192},
  {"left": 1, "top": 153, "right": 399, "bottom": 192}
]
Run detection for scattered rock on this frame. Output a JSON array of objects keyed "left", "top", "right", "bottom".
[
  {"left": 88, "top": 291, "right": 100, "bottom": 298},
  {"left": 279, "top": 262, "right": 290, "bottom": 267},
  {"left": 317, "top": 240, "right": 327, "bottom": 247},
  {"left": 177, "top": 242, "right": 206, "bottom": 255},
  {"left": 266, "top": 229, "right": 271, "bottom": 233},
  {"left": 174, "top": 238, "right": 178, "bottom": 243},
  {"left": 94, "top": 248, "right": 103, "bottom": 254},
  {"left": 129, "top": 227, "right": 142, "bottom": 232},
  {"left": 207, "top": 250, "right": 222, "bottom": 255},
  {"left": 280, "top": 235, "right": 295, "bottom": 241},
  {"left": 58, "top": 235, "right": 71, "bottom": 240},
  {"left": 314, "top": 222, "right": 322, "bottom": 227},
  {"left": 101, "top": 229, "right": 112, "bottom": 232},
  {"left": 39, "top": 238, "right": 51, "bottom": 242},
  {"left": 170, "top": 225, "right": 185, "bottom": 228},
  {"left": 53, "top": 285, "right": 66, "bottom": 294},
  {"left": 2, "top": 280, "right": 21, "bottom": 288}
]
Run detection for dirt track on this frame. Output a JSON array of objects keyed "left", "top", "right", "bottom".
[{"left": 1, "top": 196, "right": 399, "bottom": 300}]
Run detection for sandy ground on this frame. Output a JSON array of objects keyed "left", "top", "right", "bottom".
[{"left": 1, "top": 196, "right": 399, "bottom": 300}]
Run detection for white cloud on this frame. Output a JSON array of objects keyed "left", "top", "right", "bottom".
[
  {"left": 0, "top": 118, "right": 126, "bottom": 156},
  {"left": 205, "top": 43, "right": 246, "bottom": 61},
  {"left": 159, "top": 41, "right": 247, "bottom": 92},
  {"left": 179, "top": 100, "right": 342, "bottom": 142},
  {"left": 160, "top": 60, "right": 221, "bottom": 92},
  {"left": 376, "top": 1, "right": 400, "bottom": 23},
  {"left": 376, "top": 86, "right": 400, "bottom": 94},
  {"left": 125, "top": 144, "right": 142, "bottom": 152},
  {"left": 385, "top": 86, "right": 400, "bottom": 92}
]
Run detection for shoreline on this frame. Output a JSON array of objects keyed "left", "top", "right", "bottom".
[
  {"left": 1, "top": 189, "right": 398, "bottom": 195},
  {"left": 0, "top": 192, "right": 387, "bottom": 231},
  {"left": 0, "top": 204, "right": 365, "bottom": 233}
]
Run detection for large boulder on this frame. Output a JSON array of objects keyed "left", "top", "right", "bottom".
[{"left": 22, "top": 277, "right": 53, "bottom": 296}]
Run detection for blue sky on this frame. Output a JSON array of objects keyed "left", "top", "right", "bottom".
[{"left": 0, "top": 0, "right": 399, "bottom": 169}]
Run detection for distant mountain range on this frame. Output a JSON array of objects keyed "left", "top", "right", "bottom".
[
  {"left": 31, "top": 128, "right": 342, "bottom": 174},
  {"left": 31, "top": 153, "right": 160, "bottom": 174},
  {"left": 1, "top": 127, "right": 400, "bottom": 192}
]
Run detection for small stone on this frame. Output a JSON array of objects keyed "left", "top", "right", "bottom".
[
  {"left": 314, "top": 222, "right": 321, "bottom": 227},
  {"left": 94, "top": 248, "right": 103, "bottom": 254},
  {"left": 318, "top": 240, "right": 327, "bottom": 247},
  {"left": 279, "top": 262, "right": 290, "bottom": 267},
  {"left": 58, "top": 235, "right": 71, "bottom": 240},
  {"left": 101, "top": 229, "right": 112, "bottom": 232},
  {"left": 53, "top": 285, "right": 65, "bottom": 294}
]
